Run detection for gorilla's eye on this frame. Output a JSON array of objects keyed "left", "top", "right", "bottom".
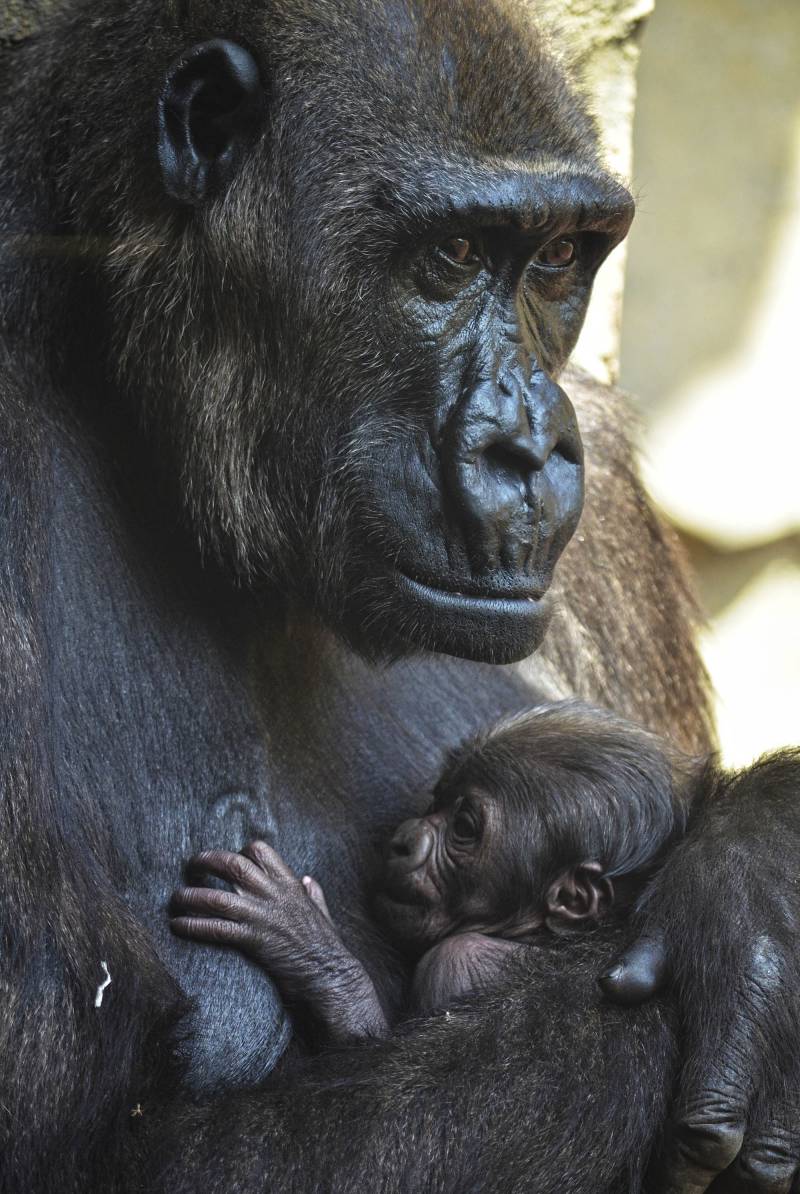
[
  {"left": 450, "top": 803, "right": 480, "bottom": 845},
  {"left": 438, "top": 237, "right": 478, "bottom": 266},
  {"left": 535, "top": 236, "right": 577, "bottom": 268}
]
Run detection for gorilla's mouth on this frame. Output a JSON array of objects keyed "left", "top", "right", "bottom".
[
  {"left": 372, "top": 889, "right": 429, "bottom": 926},
  {"left": 374, "top": 883, "right": 430, "bottom": 909},
  {"left": 388, "top": 571, "right": 554, "bottom": 663},
  {"left": 372, "top": 890, "right": 445, "bottom": 955},
  {"left": 396, "top": 571, "right": 550, "bottom": 617}
]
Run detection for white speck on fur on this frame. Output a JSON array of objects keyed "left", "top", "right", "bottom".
[{"left": 94, "top": 961, "right": 112, "bottom": 1008}]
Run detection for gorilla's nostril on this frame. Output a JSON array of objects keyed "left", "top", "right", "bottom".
[
  {"left": 483, "top": 442, "right": 538, "bottom": 481},
  {"left": 389, "top": 820, "right": 433, "bottom": 870},
  {"left": 554, "top": 432, "right": 582, "bottom": 468}
]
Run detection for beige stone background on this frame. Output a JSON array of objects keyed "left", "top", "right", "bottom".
[
  {"left": 553, "top": 0, "right": 800, "bottom": 766},
  {"left": 620, "top": 0, "right": 800, "bottom": 766},
  {"left": 4, "top": 0, "right": 798, "bottom": 763}
]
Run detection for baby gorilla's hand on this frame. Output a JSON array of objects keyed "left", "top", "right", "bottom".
[
  {"left": 170, "top": 841, "right": 388, "bottom": 1041},
  {"left": 171, "top": 840, "right": 339, "bottom": 998}
]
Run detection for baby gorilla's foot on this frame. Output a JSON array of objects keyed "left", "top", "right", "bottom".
[{"left": 170, "top": 841, "right": 388, "bottom": 1043}]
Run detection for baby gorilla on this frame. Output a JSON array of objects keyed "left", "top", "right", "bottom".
[{"left": 170, "top": 702, "right": 702, "bottom": 1045}]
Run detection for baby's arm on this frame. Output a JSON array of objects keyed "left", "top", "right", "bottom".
[{"left": 170, "top": 840, "right": 389, "bottom": 1045}]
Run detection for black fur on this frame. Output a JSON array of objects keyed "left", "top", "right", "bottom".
[{"left": 4, "top": 2, "right": 797, "bottom": 1192}]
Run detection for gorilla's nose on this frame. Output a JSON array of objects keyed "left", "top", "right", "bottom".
[
  {"left": 388, "top": 819, "right": 434, "bottom": 871},
  {"left": 438, "top": 365, "right": 584, "bottom": 575}
]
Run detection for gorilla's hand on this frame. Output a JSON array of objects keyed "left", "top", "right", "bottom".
[
  {"left": 171, "top": 841, "right": 388, "bottom": 1042},
  {"left": 601, "top": 750, "right": 800, "bottom": 1193}
]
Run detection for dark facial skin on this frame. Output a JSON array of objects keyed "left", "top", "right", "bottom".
[
  {"left": 373, "top": 781, "right": 615, "bottom": 1010},
  {"left": 373, "top": 786, "right": 539, "bottom": 953},
  {"left": 353, "top": 167, "right": 632, "bottom": 662}
]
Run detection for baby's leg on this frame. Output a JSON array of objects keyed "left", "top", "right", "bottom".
[{"left": 171, "top": 840, "right": 388, "bottom": 1044}]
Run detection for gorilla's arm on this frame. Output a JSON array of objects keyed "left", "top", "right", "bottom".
[
  {"left": 603, "top": 750, "right": 800, "bottom": 1192},
  {"left": 150, "top": 932, "right": 677, "bottom": 1194},
  {"left": 0, "top": 379, "right": 189, "bottom": 1193}
]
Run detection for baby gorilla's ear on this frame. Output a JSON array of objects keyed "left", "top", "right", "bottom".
[{"left": 544, "top": 862, "right": 613, "bottom": 933}]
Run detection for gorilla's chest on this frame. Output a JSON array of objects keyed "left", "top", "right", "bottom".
[{"left": 47, "top": 437, "right": 540, "bottom": 1091}]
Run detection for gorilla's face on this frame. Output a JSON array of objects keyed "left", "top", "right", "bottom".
[
  {"left": 373, "top": 794, "right": 498, "bottom": 955},
  {"left": 125, "top": 1, "right": 633, "bottom": 664},
  {"left": 373, "top": 779, "right": 544, "bottom": 955},
  {"left": 337, "top": 163, "right": 631, "bottom": 663}
]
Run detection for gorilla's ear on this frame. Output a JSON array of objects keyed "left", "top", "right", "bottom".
[
  {"left": 158, "top": 39, "right": 264, "bottom": 205},
  {"left": 544, "top": 862, "right": 613, "bottom": 932}
]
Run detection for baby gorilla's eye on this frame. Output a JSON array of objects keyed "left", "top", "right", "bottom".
[{"left": 450, "top": 805, "right": 480, "bottom": 845}]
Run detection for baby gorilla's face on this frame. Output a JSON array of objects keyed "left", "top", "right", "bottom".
[{"left": 372, "top": 784, "right": 542, "bottom": 955}]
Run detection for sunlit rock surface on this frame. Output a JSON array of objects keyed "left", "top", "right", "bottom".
[{"left": 621, "top": 0, "right": 800, "bottom": 762}]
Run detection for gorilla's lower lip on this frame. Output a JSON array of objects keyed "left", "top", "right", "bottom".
[
  {"left": 396, "top": 572, "right": 547, "bottom": 613},
  {"left": 385, "top": 571, "right": 553, "bottom": 663}
]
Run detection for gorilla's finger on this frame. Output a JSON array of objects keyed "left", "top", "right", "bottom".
[
  {"left": 170, "top": 885, "right": 249, "bottom": 919},
  {"left": 660, "top": 1118, "right": 746, "bottom": 1194},
  {"left": 241, "top": 839, "right": 299, "bottom": 882},
  {"left": 302, "top": 875, "right": 332, "bottom": 921},
  {"left": 712, "top": 1114, "right": 799, "bottom": 1192},
  {"left": 170, "top": 916, "right": 253, "bottom": 948},
  {"left": 599, "top": 930, "right": 669, "bottom": 1005},
  {"left": 656, "top": 995, "right": 770, "bottom": 1193},
  {"left": 186, "top": 849, "right": 271, "bottom": 895}
]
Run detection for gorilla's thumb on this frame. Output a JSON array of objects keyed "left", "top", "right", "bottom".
[{"left": 598, "top": 932, "right": 669, "bottom": 1005}]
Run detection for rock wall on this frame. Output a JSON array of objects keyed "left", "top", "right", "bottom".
[
  {"left": 620, "top": 0, "right": 800, "bottom": 763},
  {"left": 537, "top": 0, "right": 655, "bottom": 384}
]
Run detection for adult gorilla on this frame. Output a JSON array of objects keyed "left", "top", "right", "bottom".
[{"left": 1, "top": 1, "right": 799, "bottom": 1191}]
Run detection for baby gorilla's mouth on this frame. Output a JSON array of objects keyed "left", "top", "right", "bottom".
[
  {"left": 372, "top": 893, "right": 428, "bottom": 951},
  {"left": 373, "top": 880, "right": 430, "bottom": 910}
]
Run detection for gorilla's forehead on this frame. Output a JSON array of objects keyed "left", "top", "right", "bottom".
[{"left": 264, "top": 0, "right": 598, "bottom": 164}]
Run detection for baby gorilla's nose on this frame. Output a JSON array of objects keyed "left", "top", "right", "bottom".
[{"left": 388, "top": 819, "right": 434, "bottom": 872}]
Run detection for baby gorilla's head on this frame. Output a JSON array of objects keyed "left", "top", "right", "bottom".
[{"left": 374, "top": 701, "right": 703, "bottom": 956}]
